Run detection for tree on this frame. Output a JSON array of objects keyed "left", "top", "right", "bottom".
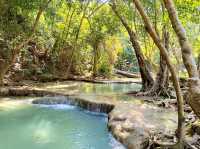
[
  {"left": 132, "top": 0, "right": 184, "bottom": 148},
  {"left": 144, "top": 25, "right": 170, "bottom": 97},
  {"left": 163, "top": 0, "right": 200, "bottom": 119},
  {"left": 65, "top": 0, "right": 90, "bottom": 77},
  {"left": 110, "top": 0, "right": 154, "bottom": 91},
  {"left": 0, "top": 0, "right": 52, "bottom": 86},
  {"left": 141, "top": 1, "right": 171, "bottom": 97}
]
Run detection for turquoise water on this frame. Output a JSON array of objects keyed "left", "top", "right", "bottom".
[{"left": 0, "top": 103, "right": 124, "bottom": 149}]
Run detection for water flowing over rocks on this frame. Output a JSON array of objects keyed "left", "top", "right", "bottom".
[{"left": 32, "top": 96, "right": 114, "bottom": 114}]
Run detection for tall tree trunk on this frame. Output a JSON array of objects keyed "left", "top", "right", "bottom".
[
  {"left": 163, "top": 0, "right": 200, "bottom": 119},
  {"left": 144, "top": 26, "right": 170, "bottom": 97},
  {"left": 132, "top": 0, "right": 184, "bottom": 148},
  {"left": 0, "top": 0, "right": 52, "bottom": 86},
  {"left": 143, "top": 1, "right": 170, "bottom": 97},
  {"left": 110, "top": 2, "right": 154, "bottom": 91},
  {"left": 163, "top": 0, "right": 199, "bottom": 78}
]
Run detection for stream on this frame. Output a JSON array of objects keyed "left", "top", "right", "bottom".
[{"left": 0, "top": 81, "right": 177, "bottom": 149}]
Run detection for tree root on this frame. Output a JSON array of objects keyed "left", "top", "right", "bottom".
[{"left": 135, "top": 87, "right": 174, "bottom": 99}]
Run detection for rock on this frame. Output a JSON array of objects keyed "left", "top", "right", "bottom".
[
  {"left": 126, "top": 128, "right": 149, "bottom": 149},
  {"left": 109, "top": 114, "right": 150, "bottom": 149},
  {"left": 108, "top": 103, "right": 178, "bottom": 149}
]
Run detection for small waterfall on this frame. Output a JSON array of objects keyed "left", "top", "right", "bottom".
[{"left": 32, "top": 96, "right": 115, "bottom": 114}]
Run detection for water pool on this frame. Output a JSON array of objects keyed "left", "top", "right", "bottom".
[{"left": 0, "top": 102, "right": 124, "bottom": 149}]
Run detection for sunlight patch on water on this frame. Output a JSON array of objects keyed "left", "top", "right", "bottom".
[{"left": 31, "top": 120, "right": 54, "bottom": 144}]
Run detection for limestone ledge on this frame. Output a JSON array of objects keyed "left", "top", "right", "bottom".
[
  {"left": 0, "top": 87, "right": 114, "bottom": 113},
  {"left": 32, "top": 97, "right": 114, "bottom": 114}
]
